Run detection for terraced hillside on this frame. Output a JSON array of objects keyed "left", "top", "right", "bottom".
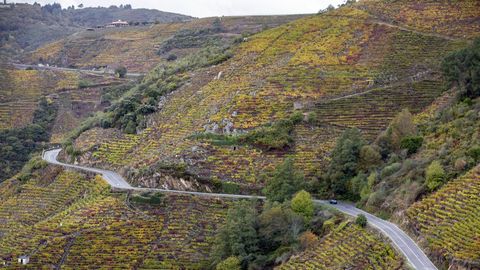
[
  {"left": 359, "top": 0, "right": 480, "bottom": 39},
  {"left": 0, "top": 68, "right": 121, "bottom": 131},
  {"left": 26, "top": 15, "right": 305, "bottom": 73},
  {"left": 0, "top": 69, "right": 78, "bottom": 129},
  {"left": 73, "top": 2, "right": 478, "bottom": 190},
  {"left": 0, "top": 167, "right": 231, "bottom": 268},
  {"left": 407, "top": 166, "right": 480, "bottom": 268},
  {"left": 279, "top": 222, "right": 404, "bottom": 270}
]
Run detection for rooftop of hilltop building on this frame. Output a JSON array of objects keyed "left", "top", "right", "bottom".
[{"left": 106, "top": 19, "right": 129, "bottom": 28}]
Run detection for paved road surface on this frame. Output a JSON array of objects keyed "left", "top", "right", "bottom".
[
  {"left": 13, "top": 63, "right": 144, "bottom": 78},
  {"left": 43, "top": 149, "right": 437, "bottom": 270}
]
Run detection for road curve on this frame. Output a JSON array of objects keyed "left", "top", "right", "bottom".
[{"left": 42, "top": 149, "right": 437, "bottom": 270}]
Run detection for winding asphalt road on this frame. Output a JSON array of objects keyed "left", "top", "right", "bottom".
[{"left": 42, "top": 148, "right": 437, "bottom": 270}]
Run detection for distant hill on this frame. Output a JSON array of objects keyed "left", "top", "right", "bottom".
[
  {"left": 25, "top": 15, "right": 305, "bottom": 72},
  {"left": 0, "top": 3, "right": 191, "bottom": 56}
]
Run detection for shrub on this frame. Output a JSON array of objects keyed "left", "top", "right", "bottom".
[
  {"left": 454, "top": 158, "right": 467, "bottom": 171},
  {"left": 216, "top": 256, "right": 241, "bottom": 270},
  {"left": 290, "top": 111, "right": 304, "bottom": 124},
  {"left": 115, "top": 66, "right": 127, "bottom": 78},
  {"left": 355, "top": 214, "right": 367, "bottom": 228},
  {"left": 467, "top": 146, "right": 480, "bottom": 162},
  {"left": 242, "top": 124, "right": 292, "bottom": 150},
  {"left": 124, "top": 120, "right": 137, "bottom": 134},
  {"left": 425, "top": 161, "right": 445, "bottom": 191},
  {"left": 400, "top": 136, "right": 424, "bottom": 155},
  {"left": 78, "top": 79, "right": 91, "bottom": 89},
  {"left": 381, "top": 162, "right": 402, "bottom": 178},
  {"left": 380, "top": 109, "right": 417, "bottom": 151},
  {"left": 221, "top": 181, "right": 240, "bottom": 194},
  {"left": 241, "top": 115, "right": 300, "bottom": 150},
  {"left": 306, "top": 112, "right": 317, "bottom": 124},
  {"left": 366, "top": 190, "right": 387, "bottom": 209},
  {"left": 298, "top": 231, "right": 318, "bottom": 250},
  {"left": 131, "top": 192, "right": 164, "bottom": 204},
  {"left": 166, "top": 54, "right": 177, "bottom": 61}
]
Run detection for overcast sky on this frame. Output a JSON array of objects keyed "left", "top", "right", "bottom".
[{"left": 17, "top": 0, "right": 346, "bottom": 17}]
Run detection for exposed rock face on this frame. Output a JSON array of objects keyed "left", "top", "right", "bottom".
[
  {"left": 204, "top": 122, "right": 219, "bottom": 133},
  {"left": 127, "top": 170, "right": 213, "bottom": 192}
]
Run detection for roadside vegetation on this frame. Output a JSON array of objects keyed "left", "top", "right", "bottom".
[{"left": 211, "top": 158, "right": 401, "bottom": 269}]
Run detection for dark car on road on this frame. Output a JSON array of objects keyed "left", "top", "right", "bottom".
[{"left": 329, "top": 199, "right": 338, "bottom": 204}]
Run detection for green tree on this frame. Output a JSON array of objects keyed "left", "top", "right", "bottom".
[
  {"left": 291, "top": 190, "right": 314, "bottom": 222},
  {"left": 325, "top": 128, "right": 365, "bottom": 196},
  {"left": 355, "top": 214, "right": 367, "bottom": 228},
  {"left": 258, "top": 204, "right": 304, "bottom": 252},
  {"left": 212, "top": 200, "right": 259, "bottom": 266},
  {"left": 264, "top": 158, "right": 304, "bottom": 203},
  {"left": 216, "top": 256, "right": 241, "bottom": 270},
  {"left": 442, "top": 37, "right": 480, "bottom": 99},
  {"left": 425, "top": 161, "right": 445, "bottom": 191}
]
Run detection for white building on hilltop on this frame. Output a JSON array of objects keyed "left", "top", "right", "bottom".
[{"left": 107, "top": 20, "right": 129, "bottom": 28}]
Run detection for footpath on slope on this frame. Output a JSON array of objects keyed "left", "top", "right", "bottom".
[{"left": 42, "top": 148, "right": 438, "bottom": 270}]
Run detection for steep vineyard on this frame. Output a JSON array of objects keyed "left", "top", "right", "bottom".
[
  {"left": 0, "top": 168, "right": 231, "bottom": 268},
  {"left": 76, "top": 3, "right": 476, "bottom": 190},
  {"left": 279, "top": 222, "right": 404, "bottom": 270},
  {"left": 407, "top": 166, "right": 480, "bottom": 267}
]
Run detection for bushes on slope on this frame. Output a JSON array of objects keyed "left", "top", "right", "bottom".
[
  {"left": 191, "top": 112, "right": 304, "bottom": 151},
  {"left": 425, "top": 161, "right": 446, "bottom": 191},
  {"left": 242, "top": 112, "right": 303, "bottom": 150}
]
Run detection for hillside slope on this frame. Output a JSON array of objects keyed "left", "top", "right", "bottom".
[
  {"left": 0, "top": 167, "right": 230, "bottom": 268},
  {"left": 72, "top": 1, "right": 478, "bottom": 192},
  {"left": 0, "top": 3, "right": 190, "bottom": 57},
  {"left": 279, "top": 222, "right": 404, "bottom": 270},
  {"left": 407, "top": 166, "right": 480, "bottom": 268},
  {"left": 25, "top": 15, "right": 305, "bottom": 73}
]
